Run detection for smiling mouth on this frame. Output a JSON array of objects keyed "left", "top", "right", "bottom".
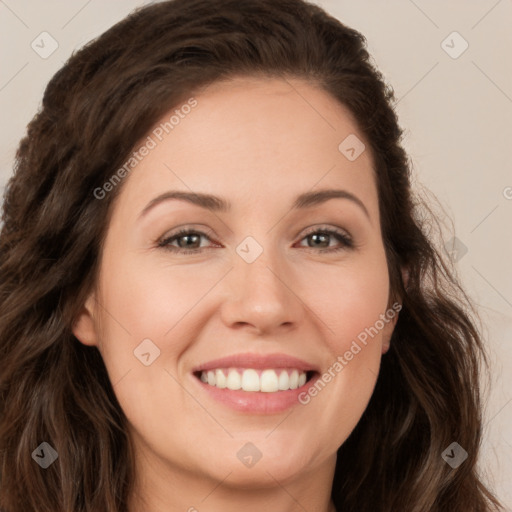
[{"left": 193, "top": 368, "right": 317, "bottom": 393}]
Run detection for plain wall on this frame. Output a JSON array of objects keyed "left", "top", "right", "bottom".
[{"left": 0, "top": 0, "right": 511, "bottom": 508}]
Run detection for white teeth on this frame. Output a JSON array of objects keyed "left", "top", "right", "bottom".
[
  {"left": 215, "top": 369, "right": 227, "bottom": 389},
  {"left": 199, "top": 368, "right": 309, "bottom": 392},
  {"left": 278, "top": 370, "right": 289, "bottom": 390},
  {"left": 261, "top": 369, "right": 279, "bottom": 392},
  {"left": 226, "top": 369, "right": 242, "bottom": 390},
  {"left": 241, "top": 369, "right": 260, "bottom": 391}
]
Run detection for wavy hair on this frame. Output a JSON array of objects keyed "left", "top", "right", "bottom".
[{"left": 0, "top": 0, "right": 504, "bottom": 510}]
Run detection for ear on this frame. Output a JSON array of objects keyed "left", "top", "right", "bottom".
[
  {"left": 401, "top": 266, "right": 410, "bottom": 290},
  {"left": 381, "top": 307, "right": 399, "bottom": 354},
  {"left": 72, "top": 293, "right": 100, "bottom": 347},
  {"left": 381, "top": 266, "right": 408, "bottom": 354}
]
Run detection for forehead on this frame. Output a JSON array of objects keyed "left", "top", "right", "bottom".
[{"left": 112, "top": 76, "right": 378, "bottom": 220}]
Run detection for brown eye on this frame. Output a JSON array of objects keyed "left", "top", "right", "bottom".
[
  {"left": 157, "top": 226, "right": 353, "bottom": 255},
  {"left": 158, "top": 228, "right": 217, "bottom": 255},
  {"left": 298, "top": 228, "right": 353, "bottom": 253}
]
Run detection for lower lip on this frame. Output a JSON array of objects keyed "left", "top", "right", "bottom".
[{"left": 192, "top": 373, "right": 320, "bottom": 414}]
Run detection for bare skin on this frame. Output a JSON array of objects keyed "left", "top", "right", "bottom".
[{"left": 73, "top": 76, "right": 400, "bottom": 512}]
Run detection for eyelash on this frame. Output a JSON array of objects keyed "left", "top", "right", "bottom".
[{"left": 157, "top": 226, "right": 354, "bottom": 255}]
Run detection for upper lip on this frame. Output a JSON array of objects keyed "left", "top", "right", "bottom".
[{"left": 192, "top": 353, "right": 320, "bottom": 373}]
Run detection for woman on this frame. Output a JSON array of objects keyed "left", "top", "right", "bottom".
[{"left": 0, "top": 0, "right": 504, "bottom": 510}]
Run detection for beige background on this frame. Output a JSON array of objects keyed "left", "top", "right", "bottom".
[{"left": 1, "top": 0, "right": 511, "bottom": 507}]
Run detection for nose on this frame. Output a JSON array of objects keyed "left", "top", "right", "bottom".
[{"left": 219, "top": 245, "right": 304, "bottom": 336}]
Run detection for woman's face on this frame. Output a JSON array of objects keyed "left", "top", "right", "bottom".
[{"left": 74, "top": 76, "right": 398, "bottom": 496}]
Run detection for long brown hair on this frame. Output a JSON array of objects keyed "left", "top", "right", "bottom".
[{"left": 0, "top": 0, "right": 504, "bottom": 510}]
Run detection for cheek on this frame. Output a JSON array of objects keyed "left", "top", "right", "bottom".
[
  {"left": 92, "top": 256, "right": 200, "bottom": 434},
  {"left": 97, "top": 252, "right": 213, "bottom": 350},
  {"left": 298, "top": 246, "right": 390, "bottom": 411},
  {"left": 334, "top": 273, "right": 390, "bottom": 354},
  {"left": 306, "top": 249, "right": 390, "bottom": 355}
]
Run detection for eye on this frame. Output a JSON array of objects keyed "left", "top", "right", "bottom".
[
  {"left": 296, "top": 226, "right": 353, "bottom": 253},
  {"left": 157, "top": 226, "right": 353, "bottom": 255},
  {"left": 157, "top": 227, "right": 217, "bottom": 255}
]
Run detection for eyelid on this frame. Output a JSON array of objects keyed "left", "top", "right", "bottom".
[
  {"left": 300, "top": 224, "right": 351, "bottom": 238},
  {"left": 158, "top": 224, "right": 217, "bottom": 242}
]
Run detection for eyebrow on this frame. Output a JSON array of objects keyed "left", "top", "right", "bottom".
[{"left": 138, "top": 188, "right": 370, "bottom": 220}]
